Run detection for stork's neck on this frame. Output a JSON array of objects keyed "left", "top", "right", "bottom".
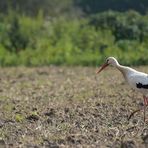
[
  {"left": 116, "top": 64, "right": 126, "bottom": 71},
  {"left": 115, "top": 63, "right": 132, "bottom": 80}
]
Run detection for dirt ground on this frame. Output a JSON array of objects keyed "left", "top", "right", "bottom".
[{"left": 0, "top": 66, "right": 148, "bottom": 147}]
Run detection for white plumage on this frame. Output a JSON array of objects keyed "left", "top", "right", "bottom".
[
  {"left": 96, "top": 57, "right": 148, "bottom": 121},
  {"left": 127, "top": 70, "right": 148, "bottom": 96}
]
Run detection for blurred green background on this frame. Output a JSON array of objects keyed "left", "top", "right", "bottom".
[{"left": 0, "top": 0, "right": 148, "bottom": 66}]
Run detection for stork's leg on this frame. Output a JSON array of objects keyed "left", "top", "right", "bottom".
[
  {"left": 143, "top": 95, "right": 146, "bottom": 122},
  {"left": 128, "top": 95, "right": 147, "bottom": 121},
  {"left": 143, "top": 96, "right": 148, "bottom": 122},
  {"left": 145, "top": 96, "right": 148, "bottom": 106}
]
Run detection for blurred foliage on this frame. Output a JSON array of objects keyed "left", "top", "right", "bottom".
[
  {"left": 2, "top": 15, "right": 28, "bottom": 53},
  {"left": 0, "top": 0, "right": 79, "bottom": 17},
  {"left": 0, "top": 1, "right": 148, "bottom": 66},
  {"left": 75, "top": 0, "right": 148, "bottom": 14},
  {"left": 89, "top": 11, "right": 148, "bottom": 42},
  {"left": 1, "top": 0, "right": 148, "bottom": 16}
]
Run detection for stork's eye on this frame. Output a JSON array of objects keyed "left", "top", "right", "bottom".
[{"left": 106, "top": 59, "right": 109, "bottom": 63}]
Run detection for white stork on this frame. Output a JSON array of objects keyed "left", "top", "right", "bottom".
[{"left": 96, "top": 57, "right": 148, "bottom": 121}]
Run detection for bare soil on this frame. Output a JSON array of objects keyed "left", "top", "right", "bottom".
[{"left": 0, "top": 66, "right": 148, "bottom": 147}]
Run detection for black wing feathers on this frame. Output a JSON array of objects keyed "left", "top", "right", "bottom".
[{"left": 136, "top": 83, "right": 148, "bottom": 89}]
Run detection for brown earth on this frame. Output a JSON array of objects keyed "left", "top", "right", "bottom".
[{"left": 0, "top": 66, "right": 148, "bottom": 147}]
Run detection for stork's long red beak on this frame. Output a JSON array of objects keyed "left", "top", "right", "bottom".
[{"left": 96, "top": 62, "right": 109, "bottom": 74}]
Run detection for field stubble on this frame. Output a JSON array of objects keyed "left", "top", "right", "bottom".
[{"left": 0, "top": 66, "right": 148, "bottom": 147}]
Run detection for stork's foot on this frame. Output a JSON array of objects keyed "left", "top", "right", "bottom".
[
  {"left": 128, "top": 109, "right": 141, "bottom": 121},
  {"left": 128, "top": 96, "right": 148, "bottom": 122},
  {"left": 128, "top": 108, "right": 147, "bottom": 122}
]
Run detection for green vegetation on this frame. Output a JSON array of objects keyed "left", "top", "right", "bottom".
[
  {"left": 0, "top": 1, "right": 148, "bottom": 66},
  {"left": 15, "top": 114, "right": 25, "bottom": 122}
]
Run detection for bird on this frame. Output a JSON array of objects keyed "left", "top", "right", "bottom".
[{"left": 96, "top": 57, "right": 148, "bottom": 121}]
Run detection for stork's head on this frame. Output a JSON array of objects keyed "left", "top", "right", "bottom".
[{"left": 96, "top": 57, "right": 119, "bottom": 74}]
